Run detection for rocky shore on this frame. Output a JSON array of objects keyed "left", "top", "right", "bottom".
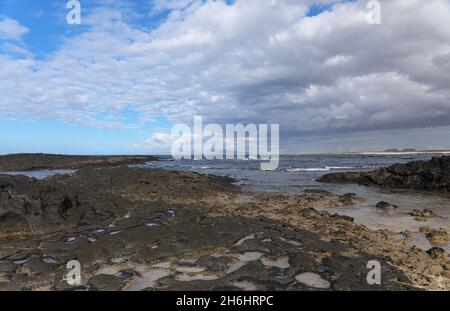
[
  {"left": 0, "top": 154, "right": 158, "bottom": 171},
  {"left": 0, "top": 155, "right": 449, "bottom": 291},
  {"left": 319, "top": 156, "right": 450, "bottom": 192}
]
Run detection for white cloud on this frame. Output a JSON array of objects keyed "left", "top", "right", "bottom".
[
  {"left": 0, "top": 18, "right": 29, "bottom": 40},
  {"left": 142, "top": 131, "right": 173, "bottom": 153},
  {"left": 1, "top": 0, "right": 450, "bottom": 151},
  {"left": 145, "top": 131, "right": 171, "bottom": 144}
]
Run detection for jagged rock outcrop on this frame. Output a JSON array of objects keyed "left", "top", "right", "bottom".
[
  {"left": 0, "top": 167, "right": 237, "bottom": 234},
  {"left": 318, "top": 156, "right": 450, "bottom": 192}
]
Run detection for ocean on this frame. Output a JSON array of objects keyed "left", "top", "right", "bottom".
[{"left": 142, "top": 153, "right": 438, "bottom": 192}]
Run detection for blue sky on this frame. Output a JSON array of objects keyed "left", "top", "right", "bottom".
[
  {"left": 1, "top": 0, "right": 450, "bottom": 155},
  {"left": 0, "top": 0, "right": 175, "bottom": 154}
]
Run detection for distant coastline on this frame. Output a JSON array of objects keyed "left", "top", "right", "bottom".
[
  {"left": 282, "top": 149, "right": 450, "bottom": 156},
  {"left": 346, "top": 149, "right": 450, "bottom": 156}
]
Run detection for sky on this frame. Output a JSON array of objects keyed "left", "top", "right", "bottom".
[{"left": 0, "top": 0, "right": 450, "bottom": 155}]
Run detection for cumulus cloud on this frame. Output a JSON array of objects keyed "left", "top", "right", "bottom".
[
  {"left": 1, "top": 0, "right": 450, "bottom": 151},
  {"left": 0, "top": 17, "right": 29, "bottom": 40}
]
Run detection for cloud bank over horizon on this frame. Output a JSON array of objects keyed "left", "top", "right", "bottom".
[{"left": 1, "top": 0, "right": 450, "bottom": 154}]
